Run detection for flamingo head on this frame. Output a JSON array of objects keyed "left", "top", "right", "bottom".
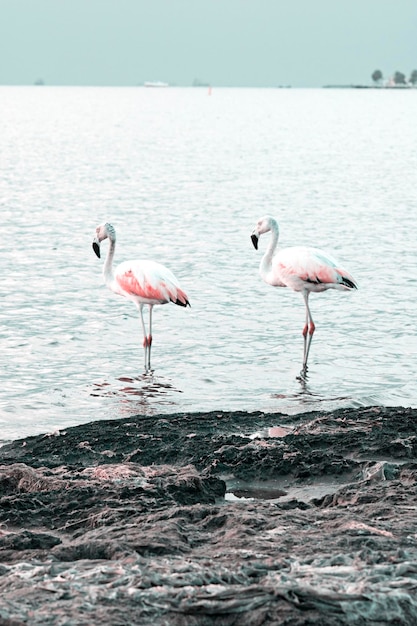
[
  {"left": 251, "top": 215, "right": 278, "bottom": 249},
  {"left": 92, "top": 223, "right": 116, "bottom": 258}
]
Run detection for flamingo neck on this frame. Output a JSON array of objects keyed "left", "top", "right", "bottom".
[
  {"left": 103, "top": 236, "right": 116, "bottom": 286},
  {"left": 260, "top": 222, "right": 279, "bottom": 277}
]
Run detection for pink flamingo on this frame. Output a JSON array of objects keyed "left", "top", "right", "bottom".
[
  {"left": 93, "top": 223, "right": 190, "bottom": 373},
  {"left": 251, "top": 215, "right": 358, "bottom": 378}
]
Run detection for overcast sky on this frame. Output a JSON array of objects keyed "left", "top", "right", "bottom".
[{"left": 0, "top": 0, "right": 416, "bottom": 87}]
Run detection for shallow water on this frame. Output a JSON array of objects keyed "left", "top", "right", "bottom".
[{"left": 1, "top": 85, "right": 416, "bottom": 441}]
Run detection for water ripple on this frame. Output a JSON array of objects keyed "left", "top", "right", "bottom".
[{"left": 1, "top": 86, "right": 416, "bottom": 440}]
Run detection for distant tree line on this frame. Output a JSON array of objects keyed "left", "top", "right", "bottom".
[{"left": 372, "top": 69, "right": 417, "bottom": 86}]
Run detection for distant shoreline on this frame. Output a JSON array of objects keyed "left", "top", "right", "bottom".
[
  {"left": 323, "top": 84, "right": 416, "bottom": 89},
  {"left": 0, "top": 83, "right": 416, "bottom": 89}
]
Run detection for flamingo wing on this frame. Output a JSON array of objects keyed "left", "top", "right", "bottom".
[
  {"left": 274, "top": 247, "right": 357, "bottom": 291},
  {"left": 115, "top": 260, "right": 190, "bottom": 306}
]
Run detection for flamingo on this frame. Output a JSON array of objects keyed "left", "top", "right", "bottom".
[
  {"left": 92, "top": 223, "right": 190, "bottom": 373},
  {"left": 251, "top": 215, "right": 358, "bottom": 378}
]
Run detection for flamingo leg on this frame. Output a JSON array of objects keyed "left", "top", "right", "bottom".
[
  {"left": 138, "top": 304, "right": 150, "bottom": 373},
  {"left": 302, "top": 305, "right": 309, "bottom": 363},
  {"left": 300, "top": 292, "right": 315, "bottom": 378},
  {"left": 147, "top": 305, "right": 153, "bottom": 373}
]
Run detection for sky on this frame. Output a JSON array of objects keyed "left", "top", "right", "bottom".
[{"left": 0, "top": 0, "right": 416, "bottom": 88}]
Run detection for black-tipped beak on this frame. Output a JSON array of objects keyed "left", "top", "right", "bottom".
[
  {"left": 251, "top": 233, "right": 259, "bottom": 250},
  {"left": 92, "top": 240, "right": 101, "bottom": 258}
]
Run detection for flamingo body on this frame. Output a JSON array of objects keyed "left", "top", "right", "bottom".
[
  {"left": 251, "top": 215, "right": 357, "bottom": 377},
  {"left": 262, "top": 245, "right": 357, "bottom": 292},
  {"left": 113, "top": 260, "right": 189, "bottom": 307},
  {"left": 93, "top": 223, "right": 190, "bottom": 372}
]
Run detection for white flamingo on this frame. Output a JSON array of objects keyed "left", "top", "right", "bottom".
[
  {"left": 93, "top": 223, "right": 190, "bottom": 373},
  {"left": 251, "top": 215, "right": 358, "bottom": 378}
]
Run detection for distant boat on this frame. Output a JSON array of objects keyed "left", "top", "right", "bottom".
[{"left": 144, "top": 81, "right": 169, "bottom": 88}]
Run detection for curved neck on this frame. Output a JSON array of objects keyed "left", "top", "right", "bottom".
[
  {"left": 260, "top": 222, "right": 279, "bottom": 274},
  {"left": 103, "top": 237, "right": 116, "bottom": 285}
]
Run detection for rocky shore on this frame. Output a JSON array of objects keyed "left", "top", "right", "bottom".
[{"left": 0, "top": 405, "right": 417, "bottom": 625}]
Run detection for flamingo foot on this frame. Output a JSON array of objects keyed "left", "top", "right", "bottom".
[{"left": 296, "top": 365, "right": 309, "bottom": 381}]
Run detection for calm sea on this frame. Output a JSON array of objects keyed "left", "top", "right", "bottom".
[{"left": 1, "top": 85, "right": 416, "bottom": 442}]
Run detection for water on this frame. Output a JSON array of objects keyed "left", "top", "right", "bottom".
[{"left": 1, "top": 86, "right": 416, "bottom": 442}]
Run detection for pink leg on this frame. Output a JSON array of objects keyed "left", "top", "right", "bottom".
[
  {"left": 300, "top": 292, "right": 315, "bottom": 378},
  {"left": 146, "top": 306, "right": 153, "bottom": 372},
  {"left": 302, "top": 307, "right": 309, "bottom": 367},
  {"left": 139, "top": 305, "right": 151, "bottom": 373}
]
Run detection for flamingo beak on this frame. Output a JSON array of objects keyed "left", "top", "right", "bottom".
[
  {"left": 92, "top": 238, "right": 101, "bottom": 258},
  {"left": 251, "top": 232, "right": 259, "bottom": 250}
]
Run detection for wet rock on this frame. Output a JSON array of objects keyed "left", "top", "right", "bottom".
[
  {"left": 0, "top": 406, "right": 416, "bottom": 624},
  {"left": 0, "top": 530, "right": 61, "bottom": 552}
]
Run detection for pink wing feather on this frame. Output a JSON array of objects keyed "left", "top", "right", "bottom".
[
  {"left": 274, "top": 247, "right": 356, "bottom": 290},
  {"left": 114, "top": 260, "right": 189, "bottom": 305}
]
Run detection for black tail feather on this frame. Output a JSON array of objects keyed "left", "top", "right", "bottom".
[
  {"left": 341, "top": 277, "right": 357, "bottom": 289},
  {"left": 171, "top": 298, "right": 191, "bottom": 307}
]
